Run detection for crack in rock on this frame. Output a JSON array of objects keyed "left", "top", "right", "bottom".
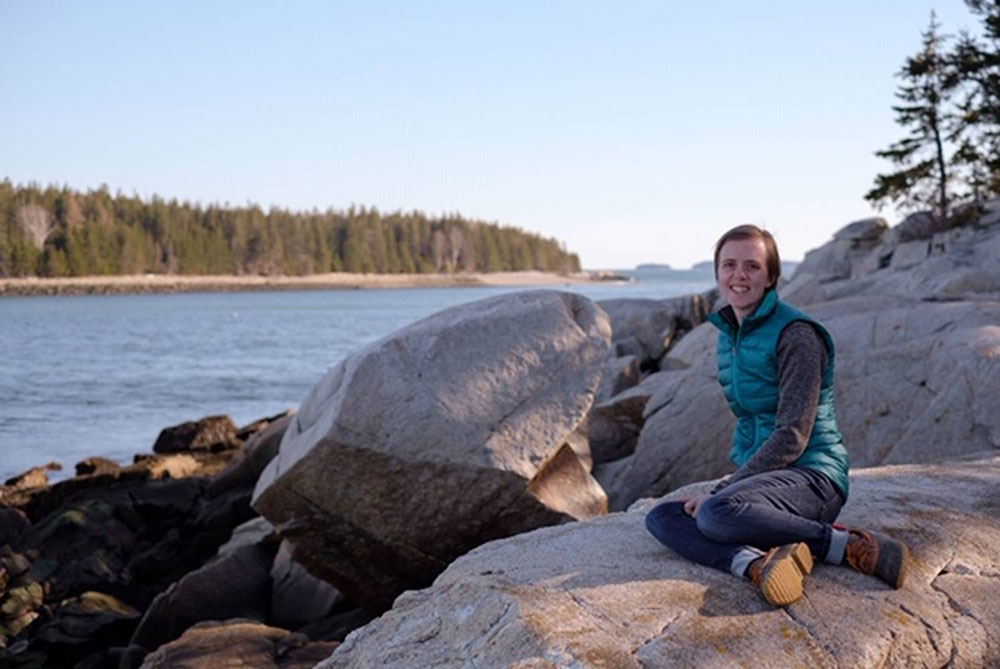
[
  {"left": 462, "top": 599, "right": 515, "bottom": 665},
  {"left": 631, "top": 613, "right": 681, "bottom": 657},
  {"left": 898, "top": 604, "right": 955, "bottom": 654},
  {"left": 782, "top": 605, "right": 836, "bottom": 666}
]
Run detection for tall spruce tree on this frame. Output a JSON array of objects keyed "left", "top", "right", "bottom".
[
  {"left": 867, "top": 13, "right": 957, "bottom": 217},
  {"left": 951, "top": 0, "right": 1000, "bottom": 199}
]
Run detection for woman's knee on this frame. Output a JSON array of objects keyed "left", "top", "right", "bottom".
[
  {"left": 645, "top": 501, "right": 686, "bottom": 546},
  {"left": 695, "top": 494, "right": 740, "bottom": 542}
]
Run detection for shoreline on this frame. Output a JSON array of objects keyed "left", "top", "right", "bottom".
[{"left": 0, "top": 270, "right": 616, "bottom": 297}]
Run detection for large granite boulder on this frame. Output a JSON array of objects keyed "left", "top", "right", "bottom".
[
  {"left": 814, "top": 296, "right": 1000, "bottom": 467},
  {"left": 597, "top": 292, "right": 714, "bottom": 368},
  {"left": 588, "top": 370, "right": 679, "bottom": 466},
  {"left": 592, "top": 354, "right": 641, "bottom": 406},
  {"left": 896, "top": 210, "right": 948, "bottom": 241},
  {"left": 319, "top": 454, "right": 1000, "bottom": 668},
  {"left": 794, "top": 216, "right": 889, "bottom": 283},
  {"left": 252, "top": 290, "right": 611, "bottom": 613},
  {"left": 603, "top": 321, "right": 732, "bottom": 510}
]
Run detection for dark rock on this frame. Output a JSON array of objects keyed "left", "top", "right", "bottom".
[
  {"left": 0, "top": 465, "right": 259, "bottom": 665},
  {"left": 0, "top": 581, "right": 43, "bottom": 619},
  {"left": 189, "top": 488, "right": 257, "bottom": 555},
  {"left": 129, "top": 541, "right": 278, "bottom": 654},
  {"left": 588, "top": 371, "right": 677, "bottom": 465},
  {"left": 270, "top": 542, "right": 342, "bottom": 631},
  {"left": 295, "top": 606, "right": 372, "bottom": 643},
  {"left": 0, "top": 508, "right": 30, "bottom": 548},
  {"left": 0, "top": 546, "right": 33, "bottom": 588},
  {"left": 15, "top": 451, "right": 238, "bottom": 524},
  {"left": 593, "top": 355, "right": 641, "bottom": 405},
  {"left": 897, "top": 210, "right": 948, "bottom": 241},
  {"left": 0, "top": 608, "right": 42, "bottom": 640},
  {"left": 137, "top": 619, "right": 339, "bottom": 669},
  {"left": 833, "top": 217, "right": 889, "bottom": 244},
  {"left": 152, "top": 416, "right": 239, "bottom": 454},
  {"left": 19, "top": 476, "right": 246, "bottom": 608},
  {"left": 217, "top": 517, "right": 274, "bottom": 556},
  {"left": 28, "top": 591, "right": 140, "bottom": 666},
  {"left": 75, "top": 457, "right": 121, "bottom": 477},
  {"left": 118, "top": 644, "right": 149, "bottom": 669},
  {"left": 24, "top": 495, "right": 137, "bottom": 604},
  {"left": 4, "top": 463, "right": 61, "bottom": 490},
  {"left": 123, "top": 485, "right": 254, "bottom": 606},
  {"left": 207, "top": 414, "right": 293, "bottom": 499},
  {"left": 589, "top": 393, "right": 647, "bottom": 464},
  {"left": 235, "top": 410, "right": 295, "bottom": 443}
]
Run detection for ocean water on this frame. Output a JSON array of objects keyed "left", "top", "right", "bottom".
[{"left": 0, "top": 270, "right": 714, "bottom": 482}]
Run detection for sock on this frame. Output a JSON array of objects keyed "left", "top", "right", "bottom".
[
  {"left": 731, "top": 547, "right": 766, "bottom": 578},
  {"left": 825, "top": 528, "right": 849, "bottom": 564}
]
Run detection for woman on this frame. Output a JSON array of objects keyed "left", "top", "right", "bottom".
[{"left": 645, "top": 224, "right": 909, "bottom": 606}]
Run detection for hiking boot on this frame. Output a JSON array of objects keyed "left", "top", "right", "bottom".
[
  {"left": 844, "top": 529, "right": 909, "bottom": 589},
  {"left": 747, "top": 542, "right": 814, "bottom": 606}
]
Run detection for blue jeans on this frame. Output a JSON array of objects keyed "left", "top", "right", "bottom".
[{"left": 645, "top": 467, "right": 844, "bottom": 574}]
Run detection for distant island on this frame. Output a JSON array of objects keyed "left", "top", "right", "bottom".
[
  {"left": 634, "top": 263, "right": 672, "bottom": 271},
  {"left": 0, "top": 181, "right": 580, "bottom": 279},
  {"left": 688, "top": 259, "right": 800, "bottom": 274}
]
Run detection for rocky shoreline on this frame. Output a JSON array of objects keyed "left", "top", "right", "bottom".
[
  {"left": 0, "top": 270, "right": 605, "bottom": 298},
  {"left": 1, "top": 202, "right": 999, "bottom": 667}
]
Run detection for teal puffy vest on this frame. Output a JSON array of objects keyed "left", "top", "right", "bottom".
[{"left": 707, "top": 289, "right": 849, "bottom": 498}]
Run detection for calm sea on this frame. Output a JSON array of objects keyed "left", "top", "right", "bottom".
[{"left": 0, "top": 269, "right": 714, "bottom": 482}]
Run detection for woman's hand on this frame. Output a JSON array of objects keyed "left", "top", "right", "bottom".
[{"left": 683, "top": 494, "right": 712, "bottom": 517}]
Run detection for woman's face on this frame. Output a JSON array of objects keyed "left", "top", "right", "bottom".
[{"left": 717, "top": 237, "right": 772, "bottom": 323}]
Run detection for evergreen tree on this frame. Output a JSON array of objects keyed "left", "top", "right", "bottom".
[
  {"left": 866, "top": 13, "right": 957, "bottom": 217},
  {"left": 0, "top": 182, "right": 583, "bottom": 277},
  {"left": 951, "top": 0, "right": 1000, "bottom": 198}
]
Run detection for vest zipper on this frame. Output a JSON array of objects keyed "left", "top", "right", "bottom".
[{"left": 731, "top": 327, "right": 743, "bottom": 410}]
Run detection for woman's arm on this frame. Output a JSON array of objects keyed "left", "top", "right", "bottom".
[{"left": 709, "top": 321, "right": 828, "bottom": 494}]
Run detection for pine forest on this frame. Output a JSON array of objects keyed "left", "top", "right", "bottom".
[{"left": 0, "top": 181, "right": 581, "bottom": 278}]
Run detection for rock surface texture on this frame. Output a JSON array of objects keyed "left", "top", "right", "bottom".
[
  {"left": 597, "top": 292, "right": 715, "bottom": 369},
  {"left": 252, "top": 290, "right": 611, "bottom": 612},
  {"left": 320, "top": 454, "right": 1000, "bottom": 668},
  {"left": 784, "top": 202, "right": 1000, "bottom": 303}
]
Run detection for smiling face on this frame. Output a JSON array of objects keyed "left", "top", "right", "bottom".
[{"left": 717, "top": 237, "right": 773, "bottom": 323}]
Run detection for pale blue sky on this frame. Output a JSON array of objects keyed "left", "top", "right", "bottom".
[{"left": 0, "top": 1, "right": 982, "bottom": 268}]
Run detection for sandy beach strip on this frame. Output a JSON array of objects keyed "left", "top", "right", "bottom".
[{"left": 0, "top": 271, "right": 610, "bottom": 297}]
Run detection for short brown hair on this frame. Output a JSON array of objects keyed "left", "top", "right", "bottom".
[{"left": 713, "top": 224, "right": 781, "bottom": 288}]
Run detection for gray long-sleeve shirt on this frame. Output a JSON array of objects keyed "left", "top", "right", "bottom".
[{"left": 710, "top": 321, "right": 829, "bottom": 494}]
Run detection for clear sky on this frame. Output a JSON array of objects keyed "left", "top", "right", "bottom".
[{"left": 0, "top": 1, "right": 984, "bottom": 269}]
